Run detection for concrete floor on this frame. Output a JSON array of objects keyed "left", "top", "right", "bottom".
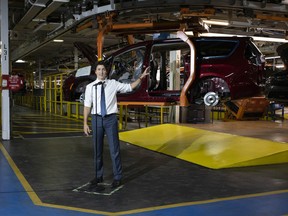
[{"left": 1, "top": 105, "right": 288, "bottom": 216}]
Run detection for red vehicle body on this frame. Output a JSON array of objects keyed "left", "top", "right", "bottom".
[{"left": 63, "top": 36, "right": 265, "bottom": 105}]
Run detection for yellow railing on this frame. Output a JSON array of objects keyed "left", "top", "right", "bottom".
[{"left": 12, "top": 73, "right": 173, "bottom": 127}]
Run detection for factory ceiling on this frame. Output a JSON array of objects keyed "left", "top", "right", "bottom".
[{"left": 2, "top": 0, "right": 288, "bottom": 75}]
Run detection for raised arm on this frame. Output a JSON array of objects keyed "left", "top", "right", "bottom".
[{"left": 130, "top": 66, "right": 150, "bottom": 90}]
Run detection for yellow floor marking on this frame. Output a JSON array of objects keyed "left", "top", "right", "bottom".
[
  {"left": 0, "top": 143, "right": 42, "bottom": 205},
  {"left": 119, "top": 124, "right": 288, "bottom": 169},
  {"left": 116, "top": 189, "right": 288, "bottom": 215},
  {"left": 0, "top": 142, "right": 111, "bottom": 216},
  {"left": 1, "top": 134, "right": 288, "bottom": 215}
]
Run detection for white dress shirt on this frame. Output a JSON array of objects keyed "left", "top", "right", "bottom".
[{"left": 84, "top": 78, "right": 132, "bottom": 115}]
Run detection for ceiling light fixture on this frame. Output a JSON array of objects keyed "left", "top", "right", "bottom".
[
  {"left": 15, "top": 59, "right": 26, "bottom": 63},
  {"left": 53, "top": 39, "right": 64, "bottom": 42},
  {"left": 199, "top": 32, "right": 288, "bottom": 43},
  {"left": 265, "top": 56, "right": 281, "bottom": 60},
  {"left": 202, "top": 19, "right": 229, "bottom": 26},
  {"left": 276, "top": 64, "right": 285, "bottom": 68},
  {"left": 252, "top": 36, "right": 287, "bottom": 43}
]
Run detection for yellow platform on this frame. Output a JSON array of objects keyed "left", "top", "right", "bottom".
[{"left": 119, "top": 124, "right": 288, "bottom": 169}]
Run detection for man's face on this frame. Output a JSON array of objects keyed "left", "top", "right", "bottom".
[{"left": 95, "top": 64, "right": 107, "bottom": 80}]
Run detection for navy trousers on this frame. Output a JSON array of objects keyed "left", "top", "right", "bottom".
[{"left": 91, "top": 114, "right": 122, "bottom": 181}]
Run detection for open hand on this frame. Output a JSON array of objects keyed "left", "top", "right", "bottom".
[
  {"left": 83, "top": 124, "right": 91, "bottom": 136},
  {"left": 141, "top": 66, "right": 150, "bottom": 79}
]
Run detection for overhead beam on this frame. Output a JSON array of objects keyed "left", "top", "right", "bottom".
[
  {"left": 76, "top": 19, "right": 208, "bottom": 34},
  {"left": 256, "top": 13, "right": 288, "bottom": 22},
  {"left": 13, "top": 0, "right": 50, "bottom": 30},
  {"left": 34, "top": 0, "right": 70, "bottom": 20}
]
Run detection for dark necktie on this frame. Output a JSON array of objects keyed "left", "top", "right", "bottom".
[{"left": 100, "top": 82, "right": 107, "bottom": 117}]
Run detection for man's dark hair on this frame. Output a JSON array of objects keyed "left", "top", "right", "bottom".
[
  {"left": 96, "top": 60, "right": 107, "bottom": 68},
  {"left": 91, "top": 60, "right": 106, "bottom": 72}
]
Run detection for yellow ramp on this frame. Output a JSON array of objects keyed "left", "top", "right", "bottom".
[{"left": 119, "top": 124, "right": 288, "bottom": 169}]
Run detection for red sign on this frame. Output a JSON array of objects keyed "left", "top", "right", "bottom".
[{"left": 1, "top": 75, "right": 25, "bottom": 92}]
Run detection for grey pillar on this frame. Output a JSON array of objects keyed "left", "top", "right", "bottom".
[{"left": 1, "top": 0, "right": 11, "bottom": 140}]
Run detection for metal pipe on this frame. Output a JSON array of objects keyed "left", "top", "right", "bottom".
[{"left": 177, "top": 30, "right": 196, "bottom": 107}]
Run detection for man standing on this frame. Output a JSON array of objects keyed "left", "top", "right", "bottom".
[{"left": 83, "top": 61, "right": 149, "bottom": 189}]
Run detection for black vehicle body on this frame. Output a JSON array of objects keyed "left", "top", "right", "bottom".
[{"left": 265, "top": 43, "right": 288, "bottom": 103}]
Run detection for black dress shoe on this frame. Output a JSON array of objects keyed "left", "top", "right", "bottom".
[
  {"left": 111, "top": 179, "right": 121, "bottom": 189},
  {"left": 90, "top": 176, "right": 103, "bottom": 185},
  {"left": 88, "top": 177, "right": 104, "bottom": 191},
  {"left": 88, "top": 177, "right": 103, "bottom": 190}
]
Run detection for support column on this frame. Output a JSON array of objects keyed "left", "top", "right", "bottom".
[
  {"left": 1, "top": 0, "right": 11, "bottom": 140},
  {"left": 169, "top": 49, "right": 181, "bottom": 123},
  {"left": 38, "top": 59, "right": 41, "bottom": 89}
]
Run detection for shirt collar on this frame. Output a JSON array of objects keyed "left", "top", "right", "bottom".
[
  {"left": 96, "top": 78, "right": 107, "bottom": 83},
  {"left": 94, "top": 79, "right": 107, "bottom": 87}
]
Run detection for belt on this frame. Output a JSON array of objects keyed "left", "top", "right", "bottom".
[{"left": 94, "top": 113, "right": 116, "bottom": 118}]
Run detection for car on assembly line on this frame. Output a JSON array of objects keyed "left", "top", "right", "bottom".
[
  {"left": 63, "top": 36, "right": 266, "bottom": 105},
  {"left": 62, "top": 65, "right": 96, "bottom": 102}
]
